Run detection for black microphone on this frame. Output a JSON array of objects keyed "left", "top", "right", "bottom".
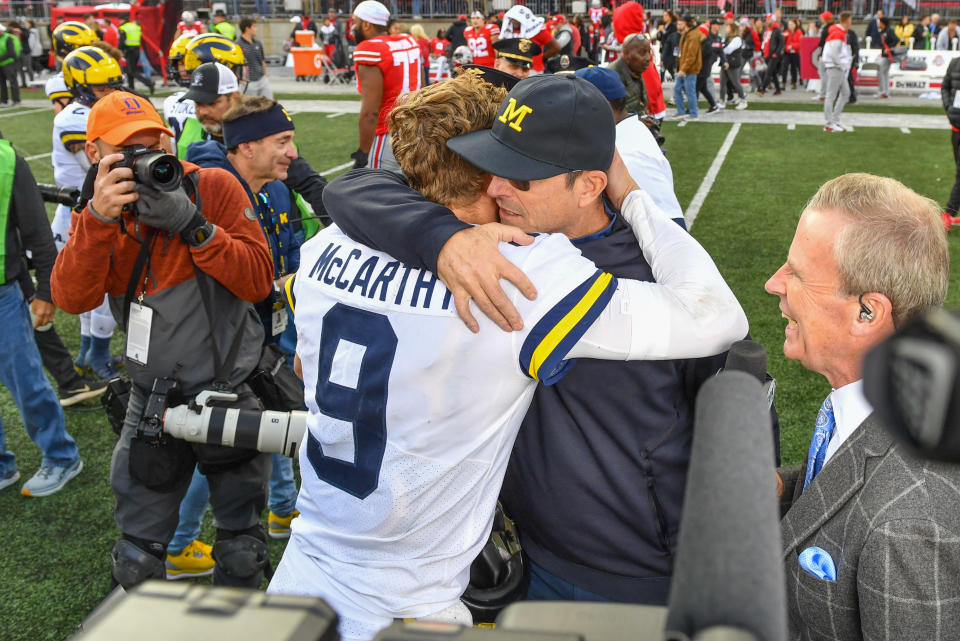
[
  {"left": 723, "top": 340, "right": 776, "bottom": 410},
  {"left": 863, "top": 307, "right": 960, "bottom": 463},
  {"left": 665, "top": 371, "right": 786, "bottom": 641}
]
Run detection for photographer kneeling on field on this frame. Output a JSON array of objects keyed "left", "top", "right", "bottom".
[{"left": 50, "top": 91, "right": 275, "bottom": 590}]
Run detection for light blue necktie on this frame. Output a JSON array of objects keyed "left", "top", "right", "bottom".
[{"left": 802, "top": 395, "right": 836, "bottom": 492}]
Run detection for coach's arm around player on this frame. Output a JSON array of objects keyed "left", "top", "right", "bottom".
[{"left": 325, "top": 149, "right": 747, "bottom": 359}]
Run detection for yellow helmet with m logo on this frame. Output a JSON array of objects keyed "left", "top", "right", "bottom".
[
  {"left": 62, "top": 46, "right": 124, "bottom": 106},
  {"left": 167, "top": 34, "right": 194, "bottom": 87},
  {"left": 183, "top": 33, "right": 245, "bottom": 78},
  {"left": 52, "top": 21, "right": 98, "bottom": 58}
]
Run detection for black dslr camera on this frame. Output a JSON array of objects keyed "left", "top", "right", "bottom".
[{"left": 112, "top": 145, "right": 183, "bottom": 193}]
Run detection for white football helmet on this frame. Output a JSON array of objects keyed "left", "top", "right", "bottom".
[{"left": 452, "top": 45, "right": 473, "bottom": 66}]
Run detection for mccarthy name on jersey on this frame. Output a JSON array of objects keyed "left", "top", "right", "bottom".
[{"left": 283, "top": 224, "right": 616, "bottom": 625}]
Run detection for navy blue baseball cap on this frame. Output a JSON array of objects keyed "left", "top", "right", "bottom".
[
  {"left": 575, "top": 66, "right": 625, "bottom": 101},
  {"left": 446, "top": 74, "right": 615, "bottom": 181}
]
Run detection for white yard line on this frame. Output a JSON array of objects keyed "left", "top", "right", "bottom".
[
  {"left": 787, "top": 123, "right": 796, "bottom": 130},
  {"left": 26, "top": 152, "right": 51, "bottom": 161},
  {"left": 900, "top": 126, "right": 911, "bottom": 134},
  {"left": 685, "top": 123, "right": 741, "bottom": 230},
  {"left": 0, "top": 106, "right": 49, "bottom": 117},
  {"left": 319, "top": 160, "right": 354, "bottom": 176},
  {"left": 326, "top": 112, "right": 346, "bottom": 118}
]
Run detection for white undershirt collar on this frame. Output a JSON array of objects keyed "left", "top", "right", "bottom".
[{"left": 824, "top": 379, "right": 873, "bottom": 463}]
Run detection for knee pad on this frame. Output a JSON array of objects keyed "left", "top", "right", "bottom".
[
  {"left": 212, "top": 534, "right": 268, "bottom": 588},
  {"left": 110, "top": 539, "right": 166, "bottom": 590}
]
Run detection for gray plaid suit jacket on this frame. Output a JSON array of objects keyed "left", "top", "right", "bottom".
[{"left": 781, "top": 413, "right": 960, "bottom": 641}]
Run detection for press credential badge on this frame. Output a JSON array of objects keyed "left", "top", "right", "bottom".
[{"left": 127, "top": 303, "right": 153, "bottom": 365}]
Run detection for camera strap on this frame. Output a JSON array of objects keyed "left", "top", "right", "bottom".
[
  {"left": 191, "top": 263, "right": 247, "bottom": 391},
  {"left": 122, "top": 228, "right": 158, "bottom": 333},
  {"left": 183, "top": 172, "right": 245, "bottom": 390}
]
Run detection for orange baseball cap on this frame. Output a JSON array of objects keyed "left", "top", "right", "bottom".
[{"left": 87, "top": 91, "right": 173, "bottom": 145}]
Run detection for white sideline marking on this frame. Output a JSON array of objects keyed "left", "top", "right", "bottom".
[
  {"left": 787, "top": 123, "right": 796, "bottom": 130},
  {"left": 26, "top": 152, "right": 51, "bottom": 161},
  {"left": 319, "top": 160, "right": 354, "bottom": 176},
  {"left": 0, "top": 106, "right": 48, "bottom": 117},
  {"left": 685, "top": 123, "right": 741, "bottom": 230},
  {"left": 900, "top": 127, "right": 911, "bottom": 134},
  {"left": 327, "top": 112, "right": 346, "bottom": 118},
  {"left": 677, "top": 119, "right": 688, "bottom": 127}
]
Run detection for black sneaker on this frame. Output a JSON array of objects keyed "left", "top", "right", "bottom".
[
  {"left": 707, "top": 105, "right": 720, "bottom": 114},
  {"left": 59, "top": 379, "right": 109, "bottom": 407}
]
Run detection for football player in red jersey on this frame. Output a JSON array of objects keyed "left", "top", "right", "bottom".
[
  {"left": 588, "top": 0, "right": 609, "bottom": 29},
  {"left": 174, "top": 11, "right": 206, "bottom": 40},
  {"left": 463, "top": 10, "right": 499, "bottom": 67},
  {"left": 350, "top": 0, "right": 423, "bottom": 173}
]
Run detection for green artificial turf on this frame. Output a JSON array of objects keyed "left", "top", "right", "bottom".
[{"left": 1, "top": 108, "right": 959, "bottom": 640}]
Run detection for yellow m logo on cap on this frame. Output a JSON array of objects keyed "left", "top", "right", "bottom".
[{"left": 498, "top": 98, "right": 534, "bottom": 133}]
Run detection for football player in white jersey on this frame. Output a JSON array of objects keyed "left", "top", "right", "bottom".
[
  {"left": 268, "top": 74, "right": 748, "bottom": 640},
  {"left": 53, "top": 46, "right": 125, "bottom": 378}
]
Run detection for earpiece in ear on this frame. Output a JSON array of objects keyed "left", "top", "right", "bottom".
[{"left": 859, "top": 294, "right": 874, "bottom": 322}]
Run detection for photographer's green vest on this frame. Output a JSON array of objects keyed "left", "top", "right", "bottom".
[
  {"left": 0, "top": 30, "right": 21, "bottom": 66},
  {"left": 213, "top": 21, "right": 236, "bottom": 40},
  {"left": 0, "top": 139, "right": 15, "bottom": 283},
  {"left": 119, "top": 21, "right": 141, "bottom": 48}
]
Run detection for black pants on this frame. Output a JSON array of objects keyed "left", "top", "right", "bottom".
[
  {"left": 762, "top": 55, "right": 781, "bottom": 92},
  {"left": 947, "top": 129, "right": 960, "bottom": 215},
  {"left": 35, "top": 326, "right": 86, "bottom": 390},
  {"left": 123, "top": 46, "right": 152, "bottom": 91},
  {"left": 780, "top": 52, "right": 800, "bottom": 85},
  {"left": 847, "top": 67, "right": 858, "bottom": 102},
  {"left": 0, "top": 64, "right": 19, "bottom": 103},
  {"left": 696, "top": 66, "right": 717, "bottom": 108},
  {"left": 16, "top": 273, "right": 85, "bottom": 391}
]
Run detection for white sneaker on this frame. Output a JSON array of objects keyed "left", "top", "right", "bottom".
[
  {"left": 736, "top": 100, "right": 748, "bottom": 110},
  {"left": 812, "top": 94, "right": 825, "bottom": 101},
  {"left": 21, "top": 459, "right": 83, "bottom": 497},
  {"left": 0, "top": 469, "right": 20, "bottom": 491},
  {"left": 833, "top": 123, "right": 847, "bottom": 131},
  {"left": 669, "top": 113, "right": 687, "bottom": 121}
]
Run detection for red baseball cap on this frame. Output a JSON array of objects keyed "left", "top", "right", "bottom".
[
  {"left": 820, "top": 10, "right": 834, "bottom": 20},
  {"left": 432, "top": 40, "right": 445, "bottom": 53},
  {"left": 457, "top": 13, "right": 466, "bottom": 20},
  {"left": 723, "top": 11, "right": 734, "bottom": 19}
]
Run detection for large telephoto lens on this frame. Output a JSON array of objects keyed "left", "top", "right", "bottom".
[{"left": 135, "top": 152, "right": 183, "bottom": 192}]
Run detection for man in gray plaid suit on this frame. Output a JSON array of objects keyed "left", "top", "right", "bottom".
[{"left": 765, "top": 173, "right": 960, "bottom": 641}]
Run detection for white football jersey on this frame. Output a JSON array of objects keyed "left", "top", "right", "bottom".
[
  {"left": 277, "top": 226, "right": 617, "bottom": 638},
  {"left": 51, "top": 102, "right": 91, "bottom": 247},
  {"left": 163, "top": 91, "right": 196, "bottom": 143}
]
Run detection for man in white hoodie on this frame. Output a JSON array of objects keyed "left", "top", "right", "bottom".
[{"left": 823, "top": 11, "right": 853, "bottom": 132}]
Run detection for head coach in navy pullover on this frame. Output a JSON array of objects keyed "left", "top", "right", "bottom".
[{"left": 319, "top": 72, "right": 772, "bottom": 606}]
